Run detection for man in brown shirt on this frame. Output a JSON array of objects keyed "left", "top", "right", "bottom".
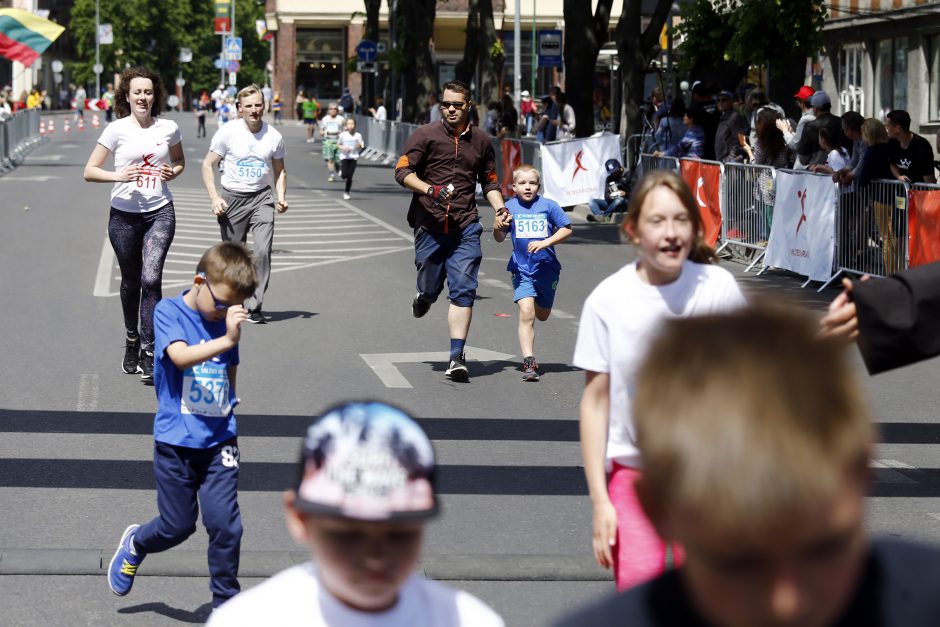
[{"left": 395, "top": 79, "right": 510, "bottom": 381}]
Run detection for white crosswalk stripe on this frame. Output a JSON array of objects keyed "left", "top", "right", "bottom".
[{"left": 93, "top": 187, "right": 412, "bottom": 296}]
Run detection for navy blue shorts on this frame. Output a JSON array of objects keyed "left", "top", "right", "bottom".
[
  {"left": 414, "top": 221, "right": 482, "bottom": 308},
  {"left": 512, "top": 270, "right": 559, "bottom": 309}
]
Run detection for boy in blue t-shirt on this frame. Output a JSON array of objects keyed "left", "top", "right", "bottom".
[
  {"left": 494, "top": 164, "right": 573, "bottom": 381},
  {"left": 108, "top": 242, "right": 258, "bottom": 609}
]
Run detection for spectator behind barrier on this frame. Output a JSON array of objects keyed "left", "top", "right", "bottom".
[
  {"left": 885, "top": 110, "right": 937, "bottom": 184},
  {"left": 714, "top": 90, "right": 749, "bottom": 163},
  {"left": 557, "top": 304, "right": 940, "bottom": 627},
  {"left": 777, "top": 85, "right": 817, "bottom": 169},
  {"left": 655, "top": 105, "right": 705, "bottom": 159},
  {"left": 798, "top": 91, "right": 846, "bottom": 166},
  {"left": 654, "top": 98, "right": 686, "bottom": 156},
  {"left": 587, "top": 159, "right": 630, "bottom": 222}
]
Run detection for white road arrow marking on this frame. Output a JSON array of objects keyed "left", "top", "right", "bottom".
[{"left": 361, "top": 347, "right": 515, "bottom": 388}]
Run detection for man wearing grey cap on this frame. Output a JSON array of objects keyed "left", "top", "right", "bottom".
[
  {"left": 798, "top": 91, "right": 846, "bottom": 166},
  {"left": 208, "top": 401, "right": 505, "bottom": 626},
  {"left": 714, "top": 90, "right": 749, "bottom": 163}
]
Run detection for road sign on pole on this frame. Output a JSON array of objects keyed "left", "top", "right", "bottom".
[
  {"left": 356, "top": 40, "right": 378, "bottom": 63},
  {"left": 357, "top": 61, "right": 377, "bottom": 74},
  {"left": 537, "top": 30, "right": 563, "bottom": 68},
  {"left": 224, "top": 36, "right": 243, "bottom": 61}
]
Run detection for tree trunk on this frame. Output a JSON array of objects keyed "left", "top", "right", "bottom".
[
  {"left": 477, "top": 0, "right": 500, "bottom": 107},
  {"left": 562, "top": 0, "right": 613, "bottom": 138},
  {"left": 363, "top": 0, "right": 381, "bottom": 112},
  {"left": 615, "top": 0, "right": 673, "bottom": 140},
  {"left": 769, "top": 52, "right": 810, "bottom": 120},
  {"left": 455, "top": 0, "right": 479, "bottom": 85},
  {"left": 399, "top": 0, "right": 437, "bottom": 123}
]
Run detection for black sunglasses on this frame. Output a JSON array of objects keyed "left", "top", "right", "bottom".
[
  {"left": 199, "top": 273, "right": 231, "bottom": 311},
  {"left": 440, "top": 101, "right": 467, "bottom": 110}
]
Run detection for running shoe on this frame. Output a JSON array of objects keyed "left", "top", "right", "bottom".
[
  {"left": 522, "top": 357, "right": 540, "bottom": 382},
  {"left": 108, "top": 524, "right": 144, "bottom": 596},
  {"left": 122, "top": 336, "right": 140, "bottom": 374},
  {"left": 445, "top": 353, "right": 469, "bottom": 382},
  {"left": 248, "top": 310, "right": 267, "bottom": 324},
  {"left": 343, "top": 193, "right": 351, "bottom": 200},
  {"left": 139, "top": 349, "right": 154, "bottom": 384},
  {"left": 328, "top": 174, "right": 335, "bottom": 182},
  {"left": 412, "top": 293, "right": 431, "bottom": 318}
]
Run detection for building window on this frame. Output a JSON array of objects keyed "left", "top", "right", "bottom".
[
  {"left": 296, "top": 29, "right": 345, "bottom": 101},
  {"left": 877, "top": 36, "right": 908, "bottom": 118},
  {"left": 838, "top": 44, "right": 864, "bottom": 114}
]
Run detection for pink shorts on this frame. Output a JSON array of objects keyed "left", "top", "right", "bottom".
[{"left": 608, "top": 462, "right": 685, "bottom": 591}]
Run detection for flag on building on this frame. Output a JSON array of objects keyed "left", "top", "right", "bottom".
[
  {"left": 255, "top": 19, "right": 273, "bottom": 42},
  {"left": 0, "top": 8, "right": 65, "bottom": 67}
]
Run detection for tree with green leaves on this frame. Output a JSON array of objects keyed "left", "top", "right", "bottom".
[
  {"left": 676, "top": 0, "right": 828, "bottom": 112},
  {"left": 562, "top": 0, "right": 614, "bottom": 138},
  {"left": 69, "top": 0, "right": 271, "bottom": 105}
]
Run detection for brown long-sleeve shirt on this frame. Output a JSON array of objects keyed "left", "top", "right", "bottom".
[{"left": 394, "top": 120, "right": 501, "bottom": 233}]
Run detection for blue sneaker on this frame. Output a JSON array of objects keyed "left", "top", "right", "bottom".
[{"left": 108, "top": 524, "right": 144, "bottom": 596}]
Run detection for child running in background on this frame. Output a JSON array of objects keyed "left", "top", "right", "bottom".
[
  {"left": 493, "top": 164, "right": 572, "bottom": 381},
  {"left": 574, "top": 170, "right": 745, "bottom": 591},
  {"left": 208, "top": 400, "right": 505, "bottom": 626},
  {"left": 559, "top": 304, "right": 940, "bottom": 626},
  {"left": 338, "top": 117, "right": 364, "bottom": 200}
]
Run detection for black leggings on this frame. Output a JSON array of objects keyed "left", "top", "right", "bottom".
[
  {"left": 340, "top": 159, "right": 357, "bottom": 193},
  {"left": 108, "top": 203, "right": 176, "bottom": 351}
]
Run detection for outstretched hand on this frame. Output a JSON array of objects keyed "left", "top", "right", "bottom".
[{"left": 818, "top": 276, "right": 869, "bottom": 342}]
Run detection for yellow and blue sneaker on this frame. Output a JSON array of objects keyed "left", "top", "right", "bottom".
[{"left": 108, "top": 524, "right": 144, "bottom": 596}]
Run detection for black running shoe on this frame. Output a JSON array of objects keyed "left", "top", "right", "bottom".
[
  {"left": 522, "top": 356, "right": 540, "bottom": 382},
  {"left": 122, "top": 336, "right": 140, "bottom": 374},
  {"left": 248, "top": 310, "right": 267, "bottom": 324},
  {"left": 139, "top": 349, "right": 154, "bottom": 384},
  {"left": 445, "top": 353, "right": 469, "bottom": 382},
  {"left": 412, "top": 293, "right": 431, "bottom": 318}
]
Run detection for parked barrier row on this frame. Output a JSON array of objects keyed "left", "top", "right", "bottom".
[
  {"left": 639, "top": 153, "right": 927, "bottom": 289},
  {"left": 0, "top": 108, "right": 46, "bottom": 175}
]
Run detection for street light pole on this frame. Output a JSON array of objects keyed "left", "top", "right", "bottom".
[
  {"left": 513, "top": 0, "right": 521, "bottom": 106},
  {"left": 95, "top": 0, "right": 100, "bottom": 97}
]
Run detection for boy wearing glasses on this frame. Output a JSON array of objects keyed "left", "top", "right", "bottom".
[{"left": 108, "top": 242, "right": 258, "bottom": 610}]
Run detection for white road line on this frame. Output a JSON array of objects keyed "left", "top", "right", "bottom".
[
  {"left": 76, "top": 374, "right": 99, "bottom": 412},
  {"left": 93, "top": 235, "right": 116, "bottom": 297},
  {"left": 871, "top": 459, "right": 919, "bottom": 484},
  {"left": 482, "top": 278, "right": 512, "bottom": 290},
  {"left": 552, "top": 310, "right": 575, "bottom": 319}
]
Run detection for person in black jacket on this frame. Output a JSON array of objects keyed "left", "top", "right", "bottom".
[
  {"left": 797, "top": 91, "right": 846, "bottom": 165},
  {"left": 587, "top": 159, "right": 629, "bottom": 223}
]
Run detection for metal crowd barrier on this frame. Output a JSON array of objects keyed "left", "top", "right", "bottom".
[
  {"left": 821, "top": 178, "right": 910, "bottom": 290},
  {"left": 637, "top": 153, "right": 679, "bottom": 176},
  {"left": 0, "top": 108, "right": 47, "bottom": 175},
  {"left": 718, "top": 162, "right": 776, "bottom": 271}
]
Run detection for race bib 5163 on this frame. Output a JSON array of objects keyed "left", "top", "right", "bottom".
[{"left": 514, "top": 213, "right": 550, "bottom": 239}]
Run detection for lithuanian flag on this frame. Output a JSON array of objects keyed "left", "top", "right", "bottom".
[{"left": 0, "top": 8, "right": 65, "bottom": 67}]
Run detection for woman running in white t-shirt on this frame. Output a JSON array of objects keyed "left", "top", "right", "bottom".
[
  {"left": 573, "top": 171, "right": 745, "bottom": 591},
  {"left": 84, "top": 67, "right": 185, "bottom": 383}
]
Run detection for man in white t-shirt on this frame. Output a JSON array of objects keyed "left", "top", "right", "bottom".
[
  {"left": 207, "top": 401, "right": 505, "bottom": 627},
  {"left": 201, "top": 84, "right": 287, "bottom": 324}
]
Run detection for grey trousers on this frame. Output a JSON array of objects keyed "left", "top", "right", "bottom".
[{"left": 218, "top": 187, "right": 274, "bottom": 312}]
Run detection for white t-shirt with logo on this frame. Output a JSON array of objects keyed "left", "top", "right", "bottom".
[
  {"left": 573, "top": 260, "right": 745, "bottom": 469},
  {"left": 320, "top": 114, "right": 345, "bottom": 139},
  {"left": 207, "top": 563, "right": 505, "bottom": 627},
  {"left": 339, "top": 131, "right": 364, "bottom": 160},
  {"left": 209, "top": 119, "right": 286, "bottom": 194},
  {"left": 96, "top": 116, "right": 182, "bottom": 213}
]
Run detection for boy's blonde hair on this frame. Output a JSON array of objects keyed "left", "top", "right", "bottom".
[
  {"left": 237, "top": 84, "right": 263, "bottom": 105},
  {"left": 634, "top": 304, "right": 872, "bottom": 537},
  {"left": 512, "top": 163, "right": 540, "bottom": 184},
  {"left": 196, "top": 243, "right": 258, "bottom": 301}
]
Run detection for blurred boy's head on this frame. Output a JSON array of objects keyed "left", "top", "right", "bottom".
[
  {"left": 284, "top": 401, "right": 438, "bottom": 612},
  {"left": 191, "top": 243, "right": 257, "bottom": 321},
  {"left": 512, "top": 164, "right": 541, "bottom": 202},
  {"left": 634, "top": 305, "right": 873, "bottom": 627}
]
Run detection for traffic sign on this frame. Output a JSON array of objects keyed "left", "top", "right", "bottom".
[
  {"left": 213, "top": 57, "right": 224, "bottom": 69},
  {"left": 179, "top": 47, "right": 193, "bottom": 63},
  {"left": 214, "top": 17, "right": 230, "bottom": 35},
  {"left": 357, "top": 61, "right": 377, "bottom": 74},
  {"left": 93, "top": 63, "right": 104, "bottom": 75},
  {"left": 356, "top": 40, "right": 378, "bottom": 63},
  {"left": 225, "top": 36, "right": 243, "bottom": 61},
  {"left": 226, "top": 60, "right": 240, "bottom": 73},
  {"left": 175, "top": 77, "right": 186, "bottom": 87},
  {"left": 228, "top": 72, "right": 237, "bottom": 86},
  {"left": 537, "top": 30, "right": 563, "bottom": 68}
]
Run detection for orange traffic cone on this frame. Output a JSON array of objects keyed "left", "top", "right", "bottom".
[
  {"left": 48, "top": 119, "right": 55, "bottom": 134},
  {"left": 63, "top": 119, "right": 70, "bottom": 133},
  {"left": 78, "top": 117, "right": 85, "bottom": 131},
  {"left": 92, "top": 114, "right": 100, "bottom": 129},
  {"left": 39, "top": 120, "right": 46, "bottom": 135}
]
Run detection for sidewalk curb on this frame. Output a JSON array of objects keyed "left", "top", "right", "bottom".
[{"left": 0, "top": 549, "right": 611, "bottom": 581}]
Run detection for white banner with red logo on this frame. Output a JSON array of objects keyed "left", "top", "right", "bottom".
[
  {"left": 539, "top": 134, "right": 621, "bottom": 206},
  {"left": 764, "top": 171, "right": 837, "bottom": 282}
]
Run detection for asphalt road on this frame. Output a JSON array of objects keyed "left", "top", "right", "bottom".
[{"left": 2, "top": 112, "right": 939, "bottom": 626}]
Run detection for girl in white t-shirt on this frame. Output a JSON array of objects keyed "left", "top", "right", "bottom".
[
  {"left": 811, "top": 126, "right": 849, "bottom": 175},
  {"left": 573, "top": 171, "right": 745, "bottom": 591},
  {"left": 83, "top": 67, "right": 184, "bottom": 383},
  {"left": 338, "top": 117, "right": 364, "bottom": 200}
]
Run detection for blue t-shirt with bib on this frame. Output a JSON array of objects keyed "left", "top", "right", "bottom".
[
  {"left": 153, "top": 292, "right": 240, "bottom": 448},
  {"left": 505, "top": 195, "right": 571, "bottom": 276}
]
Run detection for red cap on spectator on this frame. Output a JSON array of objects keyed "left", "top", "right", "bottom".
[{"left": 793, "top": 86, "right": 815, "bottom": 100}]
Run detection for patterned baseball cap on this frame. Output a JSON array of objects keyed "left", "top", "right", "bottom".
[{"left": 293, "top": 401, "right": 439, "bottom": 521}]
